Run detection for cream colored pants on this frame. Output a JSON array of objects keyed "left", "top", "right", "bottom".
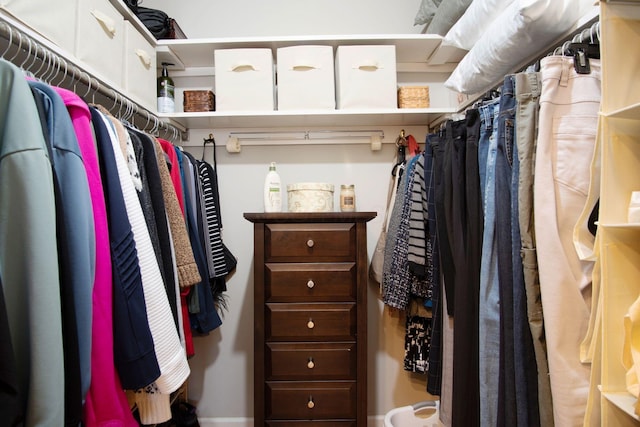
[{"left": 534, "top": 55, "right": 601, "bottom": 427}]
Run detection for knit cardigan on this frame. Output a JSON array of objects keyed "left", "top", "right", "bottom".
[
  {"left": 154, "top": 138, "right": 200, "bottom": 356},
  {"left": 155, "top": 140, "right": 201, "bottom": 288}
]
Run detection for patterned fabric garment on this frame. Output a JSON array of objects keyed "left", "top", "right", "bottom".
[
  {"left": 408, "top": 153, "right": 434, "bottom": 302},
  {"left": 197, "top": 160, "right": 227, "bottom": 279},
  {"left": 404, "top": 314, "right": 433, "bottom": 373},
  {"left": 382, "top": 155, "right": 419, "bottom": 310},
  {"left": 383, "top": 154, "right": 431, "bottom": 310}
]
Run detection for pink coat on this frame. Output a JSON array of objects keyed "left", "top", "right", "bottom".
[{"left": 56, "top": 87, "right": 137, "bottom": 427}]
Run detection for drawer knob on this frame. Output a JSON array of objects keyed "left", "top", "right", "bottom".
[
  {"left": 307, "top": 280, "right": 315, "bottom": 289},
  {"left": 307, "top": 358, "right": 315, "bottom": 369},
  {"left": 307, "top": 319, "right": 315, "bottom": 329},
  {"left": 307, "top": 239, "right": 314, "bottom": 248},
  {"left": 307, "top": 397, "right": 315, "bottom": 409}
]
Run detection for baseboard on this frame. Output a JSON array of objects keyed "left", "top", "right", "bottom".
[
  {"left": 197, "top": 417, "right": 252, "bottom": 427},
  {"left": 198, "top": 416, "right": 385, "bottom": 427}
]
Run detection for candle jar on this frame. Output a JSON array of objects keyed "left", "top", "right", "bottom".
[{"left": 340, "top": 184, "right": 356, "bottom": 212}]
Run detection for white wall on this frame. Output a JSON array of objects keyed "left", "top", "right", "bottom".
[
  {"left": 143, "top": 0, "right": 426, "bottom": 38},
  {"left": 145, "top": 0, "right": 439, "bottom": 423}
]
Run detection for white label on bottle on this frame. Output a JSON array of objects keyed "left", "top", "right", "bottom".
[{"left": 157, "top": 97, "right": 175, "bottom": 113}]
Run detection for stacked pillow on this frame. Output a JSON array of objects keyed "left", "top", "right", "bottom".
[{"left": 444, "top": 0, "right": 583, "bottom": 94}]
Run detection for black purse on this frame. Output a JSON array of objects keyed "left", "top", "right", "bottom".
[
  {"left": 123, "top": 0, "right": 138, "bottom": 13},
  {"left": 136, "top": 6, "right": 171, "bottom": 39}
]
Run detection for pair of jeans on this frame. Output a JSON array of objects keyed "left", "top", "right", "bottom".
[
  {"left": 445, "top": 116, "right": 481, "bottom": 427},
  {"left": 534, "top": 55, "right": 601, "bottom": 426},
  {"left": 495, "top": 75, "right": 539, "bottom": 427},
  {"left": 477, "top": 97, "right": 501, "bottom": 427},
  {"left": 515, "top": 70, "right": 554, "bottom": 427},
  {"left": 426, "top": 134, "right": 443, "bottom": 398},
  {"left": 430, "top": 131, "right": 454, "bottom": 426}
]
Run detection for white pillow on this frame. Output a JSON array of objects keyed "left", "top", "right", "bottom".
[
  {"left": 442, "top": 0, "right": 515, "bottom": 51},
  {"left": 445, "top": 0, "right": 581, "bottom": 94}
]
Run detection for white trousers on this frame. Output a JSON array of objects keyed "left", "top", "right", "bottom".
[{"left": 534, "top": 55, "right": 601, "bottom": 427}]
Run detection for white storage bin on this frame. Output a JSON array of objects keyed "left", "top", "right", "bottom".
[
  {"left": 1, "top": 0, "right": 78, "bottom": 53},
  {"left": 335, "top": 45, "right": 397, "bottom": 109},
  {"left": 123, "top": 22, "right": 156, "bottom": 112},
  {"left": 75, "top": 0, "right": 125, "bottom": 88},
  {"left": 276, "top": 45, "right": 335, "bottom": 110},
  {"left": 214, "top": 48, "right": 275, "bottom": 111}
]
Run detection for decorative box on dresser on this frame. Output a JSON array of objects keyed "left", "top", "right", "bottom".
[{"left": 244, "top": 212, "right": 376, "bottom": 427}]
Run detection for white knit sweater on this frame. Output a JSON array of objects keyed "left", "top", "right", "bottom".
[{"left": 97, "top": 111, "right": 190, "bottom": 423}]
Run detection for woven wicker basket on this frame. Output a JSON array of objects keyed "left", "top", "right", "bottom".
[
  {"left": 183, "top": 90, "right": 215, "bottom": 112},
  {"left": 398, "top": 86, "right": 430, "bottom": 109}
]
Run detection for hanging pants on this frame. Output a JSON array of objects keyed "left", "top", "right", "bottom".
[{"left": 534, "top": 55, "right": 601, "bottom": 427}]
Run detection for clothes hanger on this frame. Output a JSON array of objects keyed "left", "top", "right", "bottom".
[
  {"left": 565, "top": 41, "right": 599, "bottom": 74},
  {"left": 391, "top": 129, "right": 407, "bottom": 179},
  {"left": 201, "top": 133, "right": 215, "bottom": 161},
  {"left": 0, "top": 23, "right": 14, "bottom": 59},
  {"left": 561, "top": 21, "right": 600, "bottom": 75},
  {"left": 52, "top": 57, "right": 69, "bottom": 87}
]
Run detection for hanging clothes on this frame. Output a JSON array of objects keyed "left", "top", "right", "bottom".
[
  {"left": 533, "top": 55, "right": 600, "bottom": 427},
  {"left": 0, "top": 58, "right": 64, "bottom": 427},
  {"left": 0, "top": 46, "right": 236, "bottom": 424},
  {"left": 29, "top": 79, "right": 96, "bottom": 426},
  {"left": 180, "top": 150, "right": 223, "bottom": 335},
  {"left": 56, "top": 86, "right": 137, "bottom": 426},
  {"left": 90, "top": 105, "right": 160, "bottom": 390}
]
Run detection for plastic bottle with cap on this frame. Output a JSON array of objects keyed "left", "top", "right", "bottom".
[
  {"left": 264, "top": 162, "right": 282, "bottom": 212},
  {"left": 157, "top": 62, "right": 175, "bottom": 113}
]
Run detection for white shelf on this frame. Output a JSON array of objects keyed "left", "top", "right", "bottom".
[
  {"left": 603, "top": 392, "right": 640, "bottom": 421},
  {"left": 601, "top": 222, "right": 640, "bottom": 230},
  {"left": 155, "top": 34, "right": 461, "bottom": 130},
  {"left": 158, "top": 107, "right": 456, "bottom": 129},
  {"left": 606, "top": 102, "right": 640, "bottom": 120},
  {"left": 157, "top": 34, "right": 447, "bottom": 71}
]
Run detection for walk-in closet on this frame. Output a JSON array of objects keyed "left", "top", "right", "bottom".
[{"left": 0, "top": 1, "right": 638, "bottom": 426}]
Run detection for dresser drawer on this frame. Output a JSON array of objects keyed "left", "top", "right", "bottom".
[
  {"left": 266, "top": 263, "right": 356, "bottom": 302},
  {"left": 267, "top": 342, "right": 357, "bottom": 380},
  {"left": 266, "top": 303, "right": 356, "bottom": 341},
  {"left": 266, "top": 381, "right": 356, "bottom": 420},
  {"left": 265, "top": 223, "right": 356, "bottom": 262}
]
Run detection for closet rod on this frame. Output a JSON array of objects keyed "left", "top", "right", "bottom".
[
  {"left": 225, "top": 129, "right": 386, "bottom": 152},
  {"left": 0, "top": 15, "right": 187, "bottom": 143}
]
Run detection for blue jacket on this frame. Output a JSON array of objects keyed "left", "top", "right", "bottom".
[{"left": 29, "top": 80, "right": 96, "bottom": 425}]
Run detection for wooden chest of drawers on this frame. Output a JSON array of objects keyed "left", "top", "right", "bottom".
[{"left": 244, "top": 212, "right": 376, "bottom": 427}]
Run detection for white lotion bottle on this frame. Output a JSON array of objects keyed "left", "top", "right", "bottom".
[{"left": 264, "top": 162, "right": 282, "bottom": 212}]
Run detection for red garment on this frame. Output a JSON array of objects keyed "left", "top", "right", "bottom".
[
  {"left": 182, "top": 287, "right": 195, "bottom": 358},
  {"left": 158, "top": 138, "right": 185, "bottom": 216},
  {"left": 406, "top": 134, "right": 420, "bottom": 157},
  {"left": 157, "top": 138, "right": 194, "bottom": 356}
]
